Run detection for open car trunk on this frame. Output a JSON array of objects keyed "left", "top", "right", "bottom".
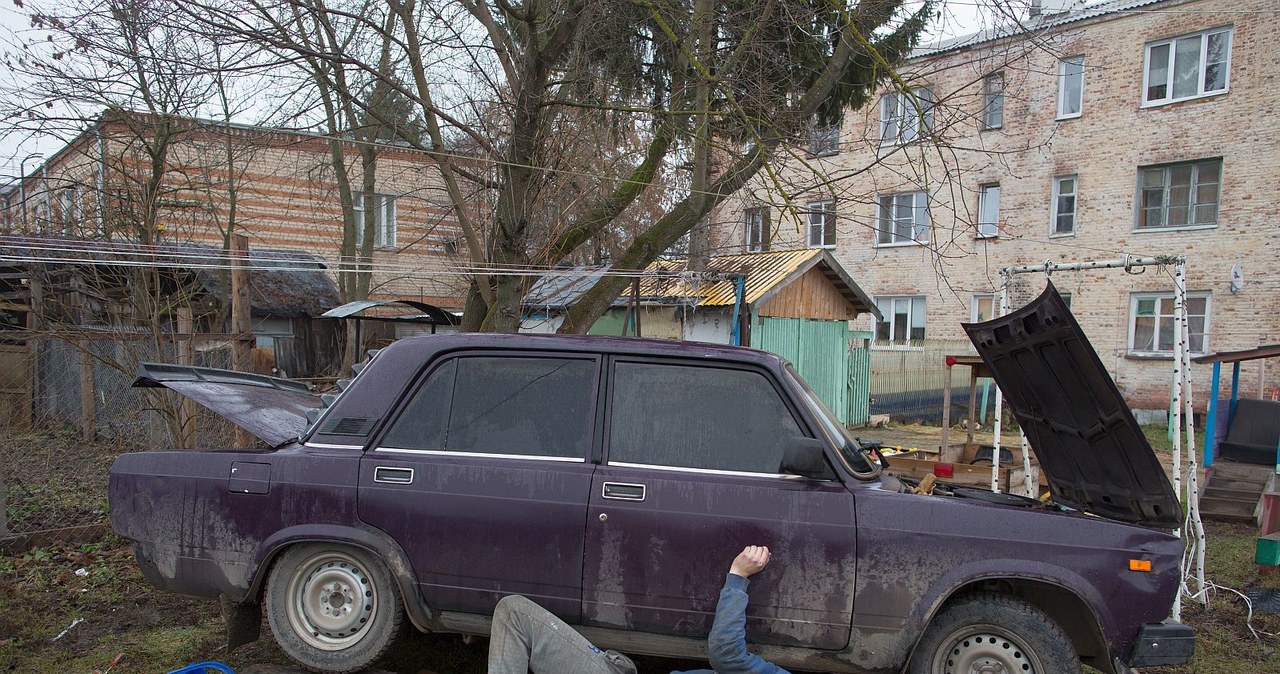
[
  {"left": 962, "top": 283, "right": 1183, "bottom": 528},
  {"left": 133, "top": 362, "right": 320, "bottom": 447}
]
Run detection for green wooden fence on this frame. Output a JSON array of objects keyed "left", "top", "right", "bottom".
[{"left": 755, "top": 316, "right": 871, "bottom": 427}]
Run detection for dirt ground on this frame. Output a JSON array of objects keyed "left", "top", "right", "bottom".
[{"left": 0, "top": 426, "right": 1272, "bottom": 673}]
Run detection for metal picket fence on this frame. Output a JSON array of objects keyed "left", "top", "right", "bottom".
[{"left": 868, "top": 338, "right": 981, "bottom": 423}]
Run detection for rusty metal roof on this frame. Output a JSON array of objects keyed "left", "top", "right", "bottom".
[
  {"left": 642, "top": 249, "right": 879, "bottom": 319},
  {"left": 1193, "top": 344, "right": 1280, "bottom": 365}
]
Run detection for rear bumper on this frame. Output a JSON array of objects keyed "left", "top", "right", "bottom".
[{"left": 1126, "top": 621, "right": 1195, "bottom": 667}]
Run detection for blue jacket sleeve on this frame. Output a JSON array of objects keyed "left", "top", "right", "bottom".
[{"left": 704, "top": 574, "right": 791, "bottom": 674}]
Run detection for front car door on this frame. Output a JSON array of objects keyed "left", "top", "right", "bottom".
[
  {"left": 358, "top": 351, "right": 600, "bottom": 619},
  {"left": 582, "top": 356, "right": 857, "bottom": 649}
]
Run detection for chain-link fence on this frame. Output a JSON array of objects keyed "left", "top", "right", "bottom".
[{"left": 1, "top": 334, "right": 247, "bottom": 552}]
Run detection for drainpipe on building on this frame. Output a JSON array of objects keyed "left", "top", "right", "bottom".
[{"left": 730, "top": 274, "right": 746, "bottom": 346}]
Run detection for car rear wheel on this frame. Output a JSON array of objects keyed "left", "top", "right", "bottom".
[
  {"left": 908, "top": 593, "right": 1079, "bottom": 674},
  {"left": 265, "top": 544, "right": 404, "bottom": 673}
]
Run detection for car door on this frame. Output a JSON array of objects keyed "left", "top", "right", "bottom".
[
  {"left": 582, "top": 357, "right": 857, "bottom": 649},
  {"left": 358, "top": 352, "right": 600, "bottom": 619}
]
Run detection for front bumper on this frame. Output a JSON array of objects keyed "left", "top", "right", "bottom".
[{"left": 1126, "top": 621, "right": 1195, "bottom": 667}]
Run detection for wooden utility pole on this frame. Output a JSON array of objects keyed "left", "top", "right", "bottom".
[{"left": 230, "top": 234, "right": 254, "bottom": 448}]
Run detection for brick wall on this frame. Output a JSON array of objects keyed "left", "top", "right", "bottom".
[{"left": 710, "top": 0, "right": 1278, "bottom": 411}]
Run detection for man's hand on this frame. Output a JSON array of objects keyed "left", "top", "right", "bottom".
[{"left": 729, "top": 545, "right": 771, "bottom": 578}]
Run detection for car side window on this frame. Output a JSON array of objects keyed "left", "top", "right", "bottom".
[
  {"left": 608, "top": 361, "right": 803, "bottom": 473},
  {"left": 383, "top": 355, "right": 596, "bottom": 459}
]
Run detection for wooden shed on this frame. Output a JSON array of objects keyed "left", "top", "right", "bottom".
[{"left": 522, "top": 250, "right": 881, "bottom": 426}]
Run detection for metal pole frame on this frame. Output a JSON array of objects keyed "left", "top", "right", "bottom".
[{"left": 995, "top": 256, "right": 1205, "bottom": 618}]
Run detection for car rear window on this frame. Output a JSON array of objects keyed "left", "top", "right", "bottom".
[{"left": 383, "top": 355, "right": 596, "bottom": 458}]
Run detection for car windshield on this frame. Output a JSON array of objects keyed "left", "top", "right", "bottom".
[{"left": 784, "top": 364, "right": 878, "bottom": 477}]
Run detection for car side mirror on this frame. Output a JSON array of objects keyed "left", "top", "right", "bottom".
[{"left": 780, "top": 437, "right": 833, "bottom": 479}]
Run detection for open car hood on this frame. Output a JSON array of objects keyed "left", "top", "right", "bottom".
[
  {"left": 962, "top": 283, "right": 1182, "bottom": 528},
  {"left": 133, "top": 363, "right": 320, "bottom": 447}
]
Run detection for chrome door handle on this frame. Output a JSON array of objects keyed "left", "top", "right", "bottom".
[
  {"left": 602, "top": 482, "right": 645, "bottom": 501},
  {"left": 374, "top": 466, "right": 414, "bottom": 484}
]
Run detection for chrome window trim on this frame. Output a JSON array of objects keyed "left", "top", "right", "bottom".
[
  {"left": 304, "top": 442, "right": 366, "bottom": 450},
  {"left": 608, "top": 461, "right": 803, "bottom": 480},
  {"left": 374, "top": 447, "right": 587, "bottom": 462}
]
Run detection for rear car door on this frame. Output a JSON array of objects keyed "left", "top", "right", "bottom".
[
  {"left": 582, "top": 357, "right": 857, "bottom": 649},
  {"left": 358, "top": 351, "right": 600, "bottom": 619}
]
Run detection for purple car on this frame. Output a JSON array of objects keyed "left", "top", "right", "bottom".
[{"left": 110, "top": 284, "right": 1193, "bottom": 673}]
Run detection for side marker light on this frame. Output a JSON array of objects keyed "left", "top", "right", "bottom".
[{"left": 1129, "top": 559, "right": 1152, "bottom": 572}]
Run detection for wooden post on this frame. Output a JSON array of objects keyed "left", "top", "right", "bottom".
[
  {"left": 176, "top": 307, "right": 197, "bottom": 449},
  {"left": 940, "top": 361, "right": 952, "bottom": 459},
  {"left": 230, "top": 234, "right": 254, "bottom": 448},
  {"left": 27, "top": 265, "right": 43, "bottom": 424},
  {"left": 79, "top": 339, "right": 95, "bottom": 441}
]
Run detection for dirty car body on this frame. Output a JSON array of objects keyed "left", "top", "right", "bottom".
[{"left": 110, "top": 285, "right": 1193, "bottom": 673}]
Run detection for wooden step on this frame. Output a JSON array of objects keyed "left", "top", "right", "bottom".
[
  {"left": 1202, "top": 485, "right": 1266, "bottom": 501},
  {"left": 1198, "top": 496, "right": 1258, "bottom": 522}
]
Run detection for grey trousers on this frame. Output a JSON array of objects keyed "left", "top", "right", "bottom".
[{"left": 488, "top": 595, "right": 638, "bottom": 674}]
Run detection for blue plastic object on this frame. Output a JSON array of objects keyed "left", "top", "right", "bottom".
[{"left": 166, "top": 662, "right": 235, "bottom": 674}]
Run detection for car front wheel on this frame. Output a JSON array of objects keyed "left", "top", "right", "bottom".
[
  {"left": 265, "top": 544, "right": 405, "bottom": 673},
  {"left": 908, "top": 593, "right": 1079, "bottom": 674}
]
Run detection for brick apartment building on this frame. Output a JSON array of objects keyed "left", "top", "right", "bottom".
[
  {"left": 710, "top": 0, "right": 1278, "bottom": 412},
  {"left": 0, "top": 112, "right": 467, "bottom": 312}
]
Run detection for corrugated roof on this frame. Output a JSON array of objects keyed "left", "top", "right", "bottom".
[
  {"left": 520, "top": 250, "right": 879, "bottom": 320},
  {"left": 913, "top": 0, "right": 1168, "bottom": 58},
  {"left": 642, "top": 249, "right": 879, "bottom": 319}
]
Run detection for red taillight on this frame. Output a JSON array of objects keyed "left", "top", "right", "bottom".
[{"left": 934, "top": 463, "right": 954, "bottom": 478}]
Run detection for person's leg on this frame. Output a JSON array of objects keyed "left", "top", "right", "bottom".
[{"left": 488, "top": 595, "right": 635, "bottom": 674}]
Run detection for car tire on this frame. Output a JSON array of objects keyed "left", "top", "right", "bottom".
[
  {"left": 907, "top": 592, "right": 1079, "bottom": 674},
  {"left": 265, "top": 544, "right": 405, "bottom": 674}
]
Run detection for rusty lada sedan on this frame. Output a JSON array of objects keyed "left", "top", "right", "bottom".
[{"left": 110, "top": 284, "right": 1193, "bottom": 674}]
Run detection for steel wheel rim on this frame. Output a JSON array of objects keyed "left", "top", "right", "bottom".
[
  {"left": 932, "top": 624, "right": 1043, "bottom": 674},
  {"left": 285, "top": 551, "right": 378, "bottom": 651}
]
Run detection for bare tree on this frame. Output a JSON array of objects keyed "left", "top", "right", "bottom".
[{"left": 179, "top": 0, "right": 934, "bottom": 332}]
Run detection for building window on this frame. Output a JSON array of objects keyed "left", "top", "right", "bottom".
[
  {"left": 1051, "top": 175, "right": 1077, "bottom": 236},
  {"left": 806, "top": 201, "right": 836, "bottom": 248},
  {"left": 972, "top": 294, "right": 995, "bottom": 323},
  {"left": 981, "top": 73, "right": 1004, "bottom": 130},
  {"left": 58, "top": 187, "right": 78, "bottom": 235},
  {"left": 876, "top": 191, "right": 929, "bottom": 246},
  {"left": 744, "top": 207, "right": 770, "bottom": 252},
  {"left": 354, "top": 193, "right": 397, "bottom": 248},
  {"left": 1137, "top": 159, "right": 1220, "bottom": 229},
  {"left": 879, "top": 87, "right": 934, "bottom": 145},
  {"left": 1057, "top": 56, "right": 1084, "bottom": 119},
  {"left": 875, "top": 296, "right": 926, "bottom": 343},
  {"left": 1144, "top": 27, "right": 1232, "bottom": 106},
  {"left": 977, "top": 184, "right": 1000, "bottom": 238},
  {"left": 809, "top": 122, "right": 840, "bottom": 156},
  {"left": 1129, "top": 292, "right": 1210, "bottom": 355}
]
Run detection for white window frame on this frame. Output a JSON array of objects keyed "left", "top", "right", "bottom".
[
  {"left": 1143, "top": 27, "right": 1232, "bottom": 107},
  {"left": 879, "top": 87, "right": 935, "bottom": 146},
  {"left": 981, "top": 73, "right": 1004, "bottom": 130},
  {"left": 354, "top": 193, "right": 397, "bottom": 248},
  {"left": 1051, "top": 175, "right": 1077, "bottom": 237},
  {"left": 744, "top": 207, "right": 769, "bottom": 253},
  {"left": 1057, "top": 56, "right": 1084, "bottom": 119},
  {"left": 876, "top": 191, "right": 930, "bottom": 247},
  {"left": 1136, "top": 159, "right": 1221, "bottom": 231},
  {"left": 977, "top": 183, "right": 1000, "bottom": 238},
  {"left": 1128, "top": 292, "right": 1211, "bottom": 356},
  {"left": 806, "top": 201, "right": 836, "bottom": 249},
  {"left": 874, "top": 295, "right": 926, "bottom": 345},
  {"left": 972, "top": 294, "right": 995, "bottom": 323}
]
